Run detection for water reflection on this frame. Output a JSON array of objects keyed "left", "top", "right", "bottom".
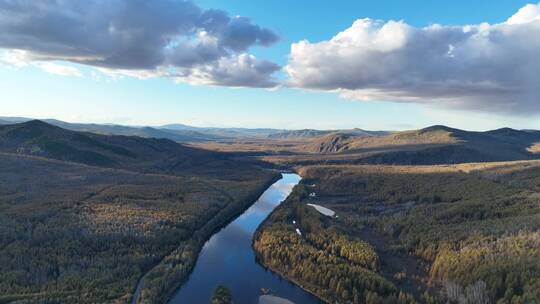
[{"left": 169, "top": 174, "right": 321, "bottom": 304}]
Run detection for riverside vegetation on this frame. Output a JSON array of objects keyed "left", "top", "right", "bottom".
[{"left": 211, "top": 286, "right": 232, "bottom": 304}]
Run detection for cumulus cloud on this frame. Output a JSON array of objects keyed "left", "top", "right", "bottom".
[
  {"left": 0, "top": 0, "right": 279, "bottom": 87},
  {"left": 286, "top": 2, "right": 540, "bottom": 113},
  {"left": 175, "top": 54, "right": 280, "bottom": 88}
]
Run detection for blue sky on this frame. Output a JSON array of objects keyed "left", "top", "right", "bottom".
[{"left": 1, "top": 0, "right": 539, "bottom": 130}]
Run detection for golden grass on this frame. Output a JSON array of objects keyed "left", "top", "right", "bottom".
[
  {"left": 526, "top": 142, "right": 540, "bottom": 154},
  {"left": 296, "top": 159, "right": 540, "bottom": 176}
]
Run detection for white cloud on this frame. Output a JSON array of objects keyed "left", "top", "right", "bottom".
[
  {"left": 507, "top": 3, "right": 540, "bottom": 24},
  {"left": 35, "top": 62, "right": 82, "bottom": 77},
  {"left": 175, "top": 53, "right": 280, "bottom": 88},
  {"left": 0, "top": 49, "right": 30, "bottom": 66},
  {"left": 286, "top": 2, "right": 540, "bottom": 114},
  {"left": 1, "top": 50, "right": 82, "bottom": 76},
  {"left": 94, "top": 67, "right": 167, "bottom": 80},
  {"left": 0, "top": 0, "right": 280, "bottom": 88}
]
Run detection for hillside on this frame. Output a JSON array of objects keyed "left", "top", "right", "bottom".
[
  {"left": 0, "top": 121, "right": 279, "bottom": 303},
  {"left": 261, "top": 125, "right": 540, "bottom": 167},
  {"left": 303, "top": 132, "right": 361, "bottom": 153},
  {"left": 267, "top": 129, "right": 332, "bottom": 140},
  {"left": 49, "top": 120, "right": 223, "bottom": 142},
  {"left": 0, "top": 120, "right": 255, "bottom": 177},
  {"left": 306, "top": 125, "right": 540, "bottom": 155},
  {"left": 267, "top": 128, "right": 389, "bottom": 140},
  {"left": 0, "top": 117, "right": 223, "bottom": 142},
  {"left": 254, "top": 162, "right": 540, "bottom": 303},
  {"left": 1, "top": 117, "right": 393, "bottom": 143},
  {"left": 160, "top": 123, "right": 282, "bottom": 138},
  {"left": 302, "top": 125, "right": 460, "bottom": 153}
]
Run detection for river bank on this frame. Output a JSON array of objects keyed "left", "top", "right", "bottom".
[
  {"left": 131, "top": 172, "right": 281, "bottom": 304},
  {"left": 169, "top": 173, "right": 321, "bottom": 304}
]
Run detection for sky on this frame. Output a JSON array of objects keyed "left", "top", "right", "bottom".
[{"left": 1, "top": 0, "right": 539, "bottom": 130}]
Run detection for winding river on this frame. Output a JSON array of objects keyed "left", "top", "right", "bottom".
[{"left": 169, "top": 173, "right": 321, "bottom": 304}]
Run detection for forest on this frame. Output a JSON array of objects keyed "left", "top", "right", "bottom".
[
  {"left": 254, "top": 161, "right": 540, "bottom": 303},
  {"left": 0, "top": 121, "right": 279, "bottom": 303},
  {"left": 3, "top": 121, "right": 540, "bottom": 304}
]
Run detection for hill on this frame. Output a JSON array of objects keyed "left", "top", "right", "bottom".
[
  {"left": 303, "top": 125, "right": 461, "bottom": 153},
  {"left": 255, "top": 162, "right": 540, "bottom": 303},
  {"left": 358, "top": 125, "right": 540, "bottom": 164},
  {"left": 0, "top": 121, "right": 279, "bottom": 303},
  {"left": 0, "top": 117, "right": 224, "bottom": 142},
  {"left": 0, "top": 120, "right": 251, "bottom": 177},
  {"left": 1, "top": 116, "right": 393, "bottom": 143},
  {"left": 267, "top": 128, "right": 389, "bottom": 140},
  {"left": 48, "top": 119, "right": 224, "bottom": 142},
  {"left": 267, "top": 129, "right": 332, "bottom": 140},
  {"left": 160, "top": 123, "right": 282, "bottom": 138},
  {"left": 261, "top": 125, "right": 540, "bottom": 167}
]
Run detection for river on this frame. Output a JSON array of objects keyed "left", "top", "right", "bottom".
[{"left": 169, "top": 173, "right": 322, "bottom": 304}]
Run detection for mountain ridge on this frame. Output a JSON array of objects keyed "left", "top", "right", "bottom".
[
  {"left": 0, "top": 120, "right": 262, "bottom": 178},
  {"left": 0, "top": 117, "right": 225, "bottom": 143}
]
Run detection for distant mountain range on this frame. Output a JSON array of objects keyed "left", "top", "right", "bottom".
[
  {"left": 267, "top": 128, "right": 389, "bottom": 140},
  {"left": 0, "top": 117, "right": 226, "bottom": 142},
  {"left": 0, "top": 117, "right": 389, "bottom": 142},
  {"left": 3, "top": 118, "right": 540, "bottom": 167},
  {"left": 4, "top": 118, "right": 540, "bottom": 166},
  {"left": 0, "top": 120, "right": 262, "bottom": 177},
  {"left": 161, "top": 123, "right": 283, "bottom": 138}
]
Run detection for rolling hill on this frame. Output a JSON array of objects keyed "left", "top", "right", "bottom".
[
  {"left": 47, "top": 119, "right": 224, "bottom": 142},
  {"left": 1, "top": 117, "right": 389, "bottom": 142},
  {"left": 0, "top": 120, "right": 263, "bottom": 178},
  {"left": 303, "top": 125, "right": 461, "bottom": 153},
  {"left": 267, "top": 128, "right": 389, "bottom": 140},
  {"left": 254, "top": 125, "right": 540, "bottom": 169},
  {"left": 0, "top": 120, "right": 279, "bottom": 303},
  {"left": 255, "top": 161, "right": 540, "bottom": 303},
  {"left": 267, "top": 129, "right": 331, "bottom": 140},
  {"left": 291, "top": 125, "right": 540, "bottom": 165},
  {"left": 160, "top": 123, "right": 283, "bottom": 138},
  {"left": 0, "top": 117, "right": 224, "bottom": 142}
]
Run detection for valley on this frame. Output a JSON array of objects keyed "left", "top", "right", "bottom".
[
  {"left": 1, "top": 119, "right": 540, "bottom": 304},
  {"left": 3, "top": 2, "right": 540, "bottom": 304}
]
